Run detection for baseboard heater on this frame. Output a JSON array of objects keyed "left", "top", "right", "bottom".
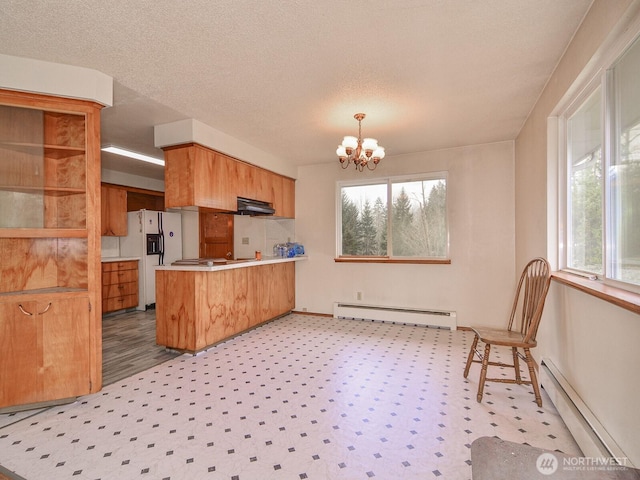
[
  {"left": 540, "top": 358, "right": 632, "bottom": 466},
  {"left": 333, "top": 302, "right": 457, "bottom": 330}
]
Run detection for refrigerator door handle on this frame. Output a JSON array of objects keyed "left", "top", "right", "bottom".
[{"left": 158, "top": 212, "right": 165, "bottom": 265}]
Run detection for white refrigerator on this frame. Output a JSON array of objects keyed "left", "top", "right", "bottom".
[{"left": 119, "top": 210, "right": 183, "bottom": 310}]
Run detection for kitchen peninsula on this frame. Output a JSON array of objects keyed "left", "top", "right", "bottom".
[{"left": 155, "top": 256, "right": 304, "bottom": 353}]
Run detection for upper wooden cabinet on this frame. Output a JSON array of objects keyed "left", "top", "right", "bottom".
[
  {"left": 0, "top": 88, "right": 103, "bottom": 410},
  {"left": 162, "top": 143, "right": 295, "bottom": 218},
  {"left": 272, "top": 176, "right": 295, "bottom": 218},
  {"left": 101, "top": 184, "right": 127, "bottom": 236},
  {"left": 163, "top": 143, "right": 236, "bottom": 211}
]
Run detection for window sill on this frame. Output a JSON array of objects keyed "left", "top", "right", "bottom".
[
  {"left": 334, "top": 257, "right": 451, "bottom": 265},
  {"left": 551, "top": 271, "right": 640, "bottom": 315}
]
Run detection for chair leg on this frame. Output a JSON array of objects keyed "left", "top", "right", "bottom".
[
  {"left": 512, "top": 347, "right": 521, "bottom": 384},
  {"left": 464, "top": 334, "right": 479, "bottom": 378},
  {"left": 524, "top": 348, "right": 542, "bottom": 407},
  {"left": 477, "top": 343, "right": 491, "bottom": 403}
]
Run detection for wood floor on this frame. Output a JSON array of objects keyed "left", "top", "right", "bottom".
[{"left": 102, "top": 309, "right": 181, "bottom": 386}]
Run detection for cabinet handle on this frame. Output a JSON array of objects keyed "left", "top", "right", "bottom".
[
  {"left": 18, "top": 304, "right": 33, "bottom": 316},
  {"left": 38, "top": 303, "right": 52, "bottom": 315}
]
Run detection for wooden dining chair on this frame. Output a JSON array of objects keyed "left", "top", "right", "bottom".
[{"left": 463, "top": 257, "right": 551, "bottom": 407}]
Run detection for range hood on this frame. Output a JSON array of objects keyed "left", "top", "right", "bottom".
[{"left": 236, "top": 197, "right": 275, "bottom": 216}]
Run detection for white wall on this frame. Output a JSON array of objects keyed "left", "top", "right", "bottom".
[
  {"left": 295, "top": 141, "right": 516, "bottom": 327},
  {"left": 101, "top": 169, "right": 165, "bottom": 192},
  {"left": 234, "top": 216, "right": 295, "bottom": 259},
  {"left": 180, "top": 209, "right": 199, "bottom": 259},
  {"left": 515, "top": 0, "right": 640, "bottom": 465}
]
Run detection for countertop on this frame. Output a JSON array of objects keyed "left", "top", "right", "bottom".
[
  {"left": 101, "top": 256, "right": 141, "bottom": 263},
  {"left": 156, "top": 255, "right": 307, "bottom": 272}
]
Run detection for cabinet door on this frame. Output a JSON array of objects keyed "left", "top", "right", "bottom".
[
  {"left": 281, "top": 177, "right": 296, "bottom": 218},
  {"left": 164, "top": 145, "right": 237, "bottom": 211},
  {"left": 207, "top": 152, "right": 239, "bottom": 210},
  {"left": 257, "top": 263, "right": 295, "bottom": 322},
  {"left": 199, "top": 211, "right": 234, "bottom": 259},
  {"left": 272, "top": 175, "right": 295, "bottom": 218},
  {"left": 40, "top": 297, "right": 90, "bottom": 400},
  {"left": 0, "top": 301, "right": 39, "bottom": 408},
  {"left": 101, "top": 185, "right": 127, "bottom": 236}
]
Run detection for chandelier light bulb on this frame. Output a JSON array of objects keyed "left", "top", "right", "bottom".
[
  {"left": 342, "top": 136, "right": 358, "bottom": 150},
  {"left": 372, "top": 146, "right": 385, "bottom": 160},
  {"left": 362, "top": 138, "right": 378, "bottom": 153}
]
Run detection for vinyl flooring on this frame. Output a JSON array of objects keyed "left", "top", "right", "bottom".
[
  {"left": 101, "top": 309, "right": 181, "bottom": 386},
  {"left": 0, "top": 314, "right": 582, "bottom": 480}
]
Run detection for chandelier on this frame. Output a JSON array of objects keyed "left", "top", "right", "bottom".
[{"left": 336, "top": 113, "right": 385, "bottom": 171}]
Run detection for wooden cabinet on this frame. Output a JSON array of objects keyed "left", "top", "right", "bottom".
[
  {"left": 0, "top": 295, "right": 91, "bottom": 409},
  {"left": 0, "top": 89, "right": 103, "bottom": 410},
  {"left": 163, "top": 143, "right": 296, "bottom": 218},
  {"left": 101, "top": 184, "right": 127, "bottom": 236},
  {"left": 199, "top": 211, "right": 234, "bottom": 259},
  {"left": 163, "top": 143, "right": 237, "bottom": 211},
  {"left": 272, "top": 175, "right": 295, "bottom": 218},
  {"left": 102, "top": 260, "right": 139, "bottom": 313},
  {"left": 126, "top": 188, "right": 164, "bottom": 212},
  {"left": 156, "top": 261, "right": 295, "bottom": 352}
]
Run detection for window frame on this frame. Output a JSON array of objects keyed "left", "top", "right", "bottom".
[
  {"left": 335, "top": 172, "right": 450, "bottom": 263},
  {"left": 558, "top": 42, "right": 640, "bottom": 295}
]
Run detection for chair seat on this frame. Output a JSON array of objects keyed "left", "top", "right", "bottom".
[{"left": 470, "top": 326, "right": 537, "bottom": 349}]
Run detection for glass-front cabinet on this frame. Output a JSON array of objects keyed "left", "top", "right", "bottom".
[
  {"left": 0, "top": 105, "right": 87, "bottom": 230},
  {"left": 0, "top": 89, "right": 102, "bottom": 410}
]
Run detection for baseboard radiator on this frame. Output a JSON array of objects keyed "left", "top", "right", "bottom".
[
  {"left": 540, "top": 358, "right": 631, "bottom": 466},
  {"left": 333, "top": 302, "right": 457, "bottom": 330}
]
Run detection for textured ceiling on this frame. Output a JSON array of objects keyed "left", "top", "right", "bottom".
[{"left": 0, "top": 0, "right": 592, "bottom": 179}]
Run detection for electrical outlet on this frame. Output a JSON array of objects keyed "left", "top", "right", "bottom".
[
  {"left": 356, "top": 291, "right": 362, "bottom": 301},
  {"left": 302, "top": 307, "right": 307, "bottom": 312},
  {"left": 242, "top": 237, "right": 250, "bottom": 245}
]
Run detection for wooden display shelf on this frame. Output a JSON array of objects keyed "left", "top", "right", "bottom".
[
  {"left": 0, "top": 185, "right": 85, "bottom": 195},
  {"left": 0, "top": 142, "right": 85, "bottom": 158},
  {"left": 0, "top": 287, "right": 88, "bottom": 298},
  {"left": 0, "top": 228, "right": 87, "bottom": 238}
]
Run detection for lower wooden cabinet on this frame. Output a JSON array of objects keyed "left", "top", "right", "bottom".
[
  {"left": 156, "top": 262, "right": 295, "bottom": 352},
  {"left": 102, "top": 260, "right": 139, "bottom": 313},
  {"left": 0, "top": 296, "right": 90, "bottom": 409}
]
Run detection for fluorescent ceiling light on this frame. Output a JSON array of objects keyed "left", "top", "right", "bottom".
[{"left": 101, "top": 145, "right": 165, "bottom": 166}]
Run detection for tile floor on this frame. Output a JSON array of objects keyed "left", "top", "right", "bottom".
[{"left": 0, "top": 314, "right": 581, "bottom": 480}]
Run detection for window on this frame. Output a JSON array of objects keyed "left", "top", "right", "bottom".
[
  {"left": 567, "top": 87, "right": 603, "bottom": 275},
  {"left": 337, "top": 174, "right": 448, "bottom": 260},
  {"left": 562, "top": 35, "right": 640, "bottom": 290}
]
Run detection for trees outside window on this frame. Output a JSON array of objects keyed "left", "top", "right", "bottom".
[
  {"left": 339, "top": 175, "right": 448, "bottom": 259},
  {"left": 562, "top": 34, "right": 640, "bottom": 289}
]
